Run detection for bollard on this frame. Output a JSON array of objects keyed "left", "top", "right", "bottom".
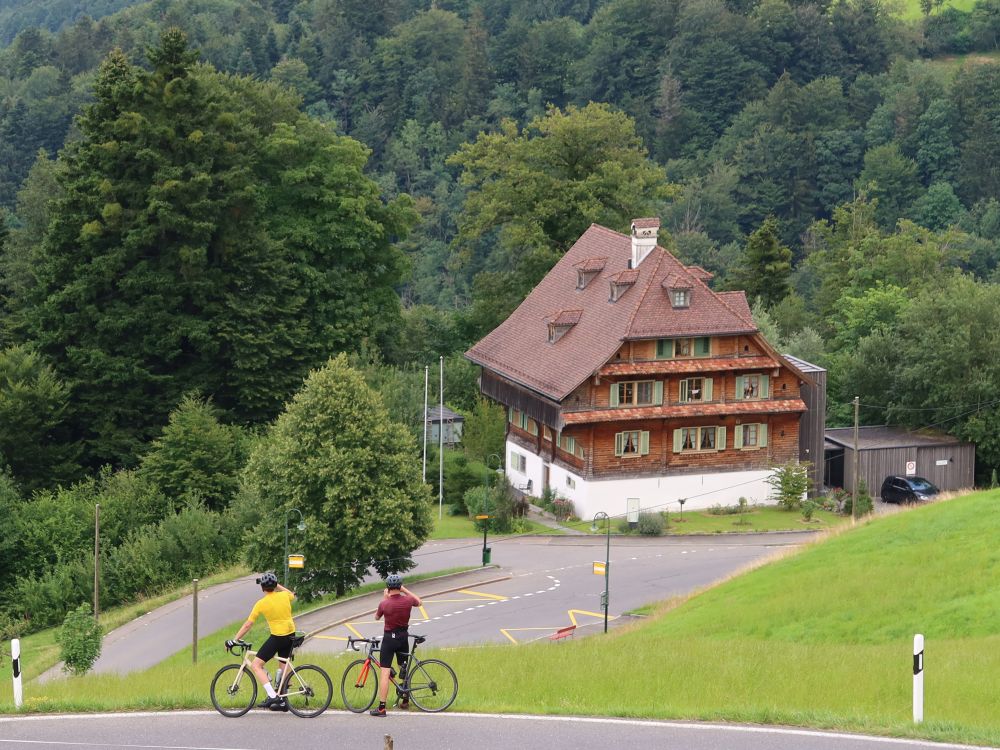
[
  {"left": 384, "top": 735, "right": 394, "bottom": 750},
  {"left": 12, "top": 638, "right": 22, "bottom": 709},
  {"left": 913, "top": 634, "right": 924, "bottom": 723}
]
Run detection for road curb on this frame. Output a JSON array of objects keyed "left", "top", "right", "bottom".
[{"left": 301, "top": 567, "right": 512, "bottom": 640}]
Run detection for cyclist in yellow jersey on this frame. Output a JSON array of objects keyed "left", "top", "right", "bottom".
[{"left": 227, "top": 572, "right": 295, "bottom": 711}]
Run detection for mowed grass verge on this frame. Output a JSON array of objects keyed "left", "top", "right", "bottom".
[{"left": 5, "top": 491, "right": 1000, "bottom": 746}]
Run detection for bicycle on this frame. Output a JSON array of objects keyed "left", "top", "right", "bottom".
[
  {"left": 340, "top": 634, "right": 458, "bottom": 713},
  {"left": 210, "top": 633, "right": 333, "bottom": 718}
]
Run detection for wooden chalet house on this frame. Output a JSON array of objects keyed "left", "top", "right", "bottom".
[{"left": 465, "top": 219, "right": 814, "bottom": 520}]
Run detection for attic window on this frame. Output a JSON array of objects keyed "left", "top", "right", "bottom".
[
  {"left": 547, "top": 309, "right": 582, "bottom": 343},
  {"left": 662, "top": 273, "right": 692, "bottom": 308},
  {"left": 608, "top": 269, "right": 639, "bottom": 302},
  {"left": 671, "top": 289, "right": 690, "bottom": 308},
  {"left": 574, "top": 257, "right": 607, "bottom": 289}
]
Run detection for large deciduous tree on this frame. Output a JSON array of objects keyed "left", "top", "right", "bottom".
[
  {"left": 19, "top": 30, "right": 414, "bottom": 468},
  {"left": 239, "top": 354, "right": 432, "bottom": 598},
  {"left": 448, "top": 102, "right": 665, "bottom": 337}
]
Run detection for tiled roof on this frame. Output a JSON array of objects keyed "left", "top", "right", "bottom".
[
  {"left": 609, "top": 268, "right": 640, "bottom": 285},
  {"left": 632, "top": 218, "right": 661, "bottom": 229},
  {"left": 574, "top": 257, "right": 607, "bottom": 272},
  {"left": 687, "top": 265, "right": 714, "bottom": 282},
  {"left": 662, "top": 273, "right": 691, "bottom": 290},
  {"left": 561, "top": 398, "right": 807, "bottom": 425},
  {"left": 599, "top": 355, "right": 778, "bottom": 377},
  {"left": 466, "top": 223, "right": 760, "bottom": 401},
  {"left": 550, "top": 309, "right": 583, "bottom": 326}
]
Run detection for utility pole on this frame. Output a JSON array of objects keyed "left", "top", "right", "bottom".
[
  {"left": 852, "top": 396, "right": 860, "bottom": 521},
  {"left": 422, "top": 365, "right": 429, "bottom": 484},
  {"left": 93, "top": 503, "right": 100, "bottom": 620},
  {"left": 439, "top": 355, "right": 444, "bottom": 521}
]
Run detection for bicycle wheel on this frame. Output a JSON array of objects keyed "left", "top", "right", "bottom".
[
  {"left": 284, "top": 664, "right": 333, "bottom": 718},
  {"left": 405, "top": 658, "right": 458, "bottom": 712},
  {"left": 340, "top": 659, "right": 379, "bottom": 713},
  {"left": 210, "top": 664, "right": 257, "bottom": 718}
]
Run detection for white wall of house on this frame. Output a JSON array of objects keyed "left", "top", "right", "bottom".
[{"left": 507, "top": 439, "right": 777, "bottom": 521}]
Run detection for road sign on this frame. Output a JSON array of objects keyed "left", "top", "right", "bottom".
[
  {"left": 287, "top": 554, "right": 304, "bottom": 569},
  {"left": 600, "top": 591, "right": 608, "bottom": 609},
  {"left": 592, "top": 561, "right": 606, "bottom": 576},
  {"left": 476, "top": 514, "right": 490, "bottom": 520},
  {"left": 905, "top": 460, "right": 916, "bottom": 476}
]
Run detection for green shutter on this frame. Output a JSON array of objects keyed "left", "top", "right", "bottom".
[
  {"left": 656, "top": 339, "right": 669, "bottom": 359},
  {"left": 696, "top": 337, "right": 711, "bottom": 356},
  {"left": 653, "top": 381, "right": 663, "bottom": 406},
  {"left": 509, "top": 451, "right": 516, "bottom": 467},
  {"left": 508, "top": 407, "right": 514, "bottom": 422},
  {"left": 734, "top": 425, "right": 744, "bottom": 449},
  {"left": 716, "top": 426, "right": 726, "bottom": 451},
  {"left": 639, "top": 431, "right": 650, "bottom": 455},
  {"left": 615, "top": 432, "right": 624, "bottom": 456},
  {"left": 761, "top": 375, "right": 769, "bottom": 398},
  {"left": 610, "top": 384, "right": 619, "bottom": 407},
  {"left": 704, "top": 378, "right": 713, "bottom": 402},
  {"left": 735, "top": 376, "right": 744, "bottom": 400},
  {"left": 679, "top": 380, "right": 689, "bottom": 403},
  {"left": 759, "top": 424, "right": 768, "bottom": 447},
  {"left": 672, "top": 429, "right": 683, "bottom": 453}
]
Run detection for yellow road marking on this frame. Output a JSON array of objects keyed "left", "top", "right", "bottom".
[
  {"left": 344, "top": 622, "right": 364, "bottom": 638},
  {"left": 567, "top": 609, "right": 616, "bottom": 626},
  {"left": 422, "top": 597, "right": 495, "bottom": 604},
  {"left": 458, "top": 588, "right": 508, "bottom": 601},
  {"left": 498, "top": 626, "right": 573, "bottom": 645},
  {"left": 418, "top": 605, "right": 429, "bottom": 620},
  {"left": 312, "top": 635, "right": 348, "bottom": 641},
  {"left": 499, "top": 629, "right": 519, "bottom": 644}
]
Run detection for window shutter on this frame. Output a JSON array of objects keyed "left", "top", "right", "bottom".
[
  {"left": 761, "top": 375, "right": 770, "bottom": 398},
  {"left": 656, "top": 339, "right": 667, "bottom": 359},
  {"left": 673, "top": 429, "right": 683, "bottom": 453},
  {"left": 653, "top": 381, "right": 663, "bottom": 405},
  {"left": 734, "top": 425, "right": 744, "bottom": 449},
  {"left": 759, "top": 424, "right": 768, "bottom": 447},
  {"left": 639, "top": 431, "right": 650, "bottom": 455},
  {"left": 615, "top": 432, "right": 624, "bottom": 457},
  {"left": 716, "top": 426, "right": 726, "bottom": 450},
  {"left": 696, "top": 337, "right": 711, "bottom": 356},
  {"left": 704, "top": 378, "right": 713, "bottom": 402},
  {"left": 508, "top": 407, "right": 514, "bottom": 422},
  {"left": 735, "top": 376, "right": 744, "bottom": 400},
  {"left": 679, "top": 380, "right": 689, "bottom": 403},
  {"left": 610, "top": 384, "right": 619, "bottom": 407},
  {"left": 509, "top": 451, "right": 517, "bottom": 469}
]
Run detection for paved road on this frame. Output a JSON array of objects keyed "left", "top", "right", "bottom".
[
  {"left": 0, "top": 711, "right": 992, "bottom": 750},
  {"left": 39, "top": 532, "right": 813, "bottom": 678}
]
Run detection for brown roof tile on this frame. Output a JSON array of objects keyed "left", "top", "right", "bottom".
[
  {"left": 632, "top": 217, "right": 661, "bottom": 230},
  {"left": 609, "top": 268, "right": 640, "bottom": 284},
  {"left": 599, "top": 355, "right": 778, "bottom": 377},
  {"left": 466, "top": 223, "right": 759, "bottom": 401},
  {"left": 573, "top": 257, "right": 608, "bottom": 272},
  {"left": 550, "top": 309, "right": 583, "bottom": 326},
  {"left": 687, "top": 265, "right": 714, "bottom": 282},
  {"left": 561, "top": 398, "right": 807, "bottom": 425}
]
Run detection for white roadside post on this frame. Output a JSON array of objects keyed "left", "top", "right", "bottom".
[
  {"left": 12, "top": 638, "right": 22, "bottom": 708},
  {"left": 913, "top": 633, "right": 924, "bottom": 723}
]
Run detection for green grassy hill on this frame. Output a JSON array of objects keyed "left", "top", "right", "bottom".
[{"left": 5, "top": 491, "right": 1000, "bottom": 745}]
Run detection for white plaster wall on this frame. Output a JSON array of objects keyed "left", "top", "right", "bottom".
[
  {"left": 573, "top": 469, "right": 775, "bottom": 522},
  {"left": 546, "top": 462, "right": 587, "bottom": 514},
  {"left": 506, "top": 439, "right": 546, "bottom": 496}
]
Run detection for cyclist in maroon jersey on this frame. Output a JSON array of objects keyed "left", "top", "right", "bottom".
[{"left": 369, "top": 573, "right": 421, "bottom": 717}]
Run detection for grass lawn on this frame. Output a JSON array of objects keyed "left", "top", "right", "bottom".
[
  {"left": 896, "top": 0, "right": 976, "bottom": 20},
  {"left": 667, "top": 504, "right": 847, "bottom": 534},
  {"left": 431, "top": 506, "right": 559, "bottom": 539},
  {"left": 7, "top": 491, "right": 1000, "bottom": 746}
]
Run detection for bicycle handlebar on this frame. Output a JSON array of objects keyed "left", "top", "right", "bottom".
[
  {"left": 226, "top": 639, "right": 251, "bottom": 654},
  {"left": 346, "top": 636, "right": 381, "bottom": 651}
]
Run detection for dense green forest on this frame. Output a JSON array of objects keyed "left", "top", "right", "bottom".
[{"left": 0, "top": 0, "right": 998, "bottom": 634}]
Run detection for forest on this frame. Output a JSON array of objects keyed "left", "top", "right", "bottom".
[{"left": 0, "top": 0, "right": 998, "bottom": 633}]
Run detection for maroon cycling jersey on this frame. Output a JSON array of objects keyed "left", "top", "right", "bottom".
[{"left": 377, "top": 593, "right": 418, "bottom": 632}]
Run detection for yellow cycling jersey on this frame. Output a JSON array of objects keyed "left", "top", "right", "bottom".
[{"left": 247, "top": 590, "right": 295, "bottom": 636}]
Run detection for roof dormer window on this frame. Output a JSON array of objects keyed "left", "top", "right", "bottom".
[
  {"left": 608, "top": 269, "right": 638, "bottom": 302},
  {"left": 547, "top": 309, "right": 582, "bottom": 343},
  {"left": 671, "top": 289, "right": 690, "bottom": 308},
  {"left": 662, "top": 273, "right": 692, "bottom": 308},
  {"left": 577, "top": 270, "right": 599, "bottom": 289},
  {"left": 574, "top": 258, "right": 607, "bottom": 289}
]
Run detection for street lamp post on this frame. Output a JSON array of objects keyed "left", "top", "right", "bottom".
[
  {"left": 480, "top": 454, "right": 503, "bottom": 566},
  {"left": 592, "top": 511, "right": 611, "bottom": 634},
  {"left": 284, "top": 508, "right": 305, "bottom": 588}
]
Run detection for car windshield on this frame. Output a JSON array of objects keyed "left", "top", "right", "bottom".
[{"left": 908, "top": 478, "right": 937, "bottom": 492}]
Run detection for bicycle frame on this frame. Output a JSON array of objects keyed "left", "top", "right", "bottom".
[
  {"left": 347, "top": 637, "right": 420, "bottom": 694},
  {"left": 227, "top": 645, "right": 297, "bottom": 698}
]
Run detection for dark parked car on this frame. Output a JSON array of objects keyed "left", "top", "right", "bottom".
[{"left": 879, "top": 475, "right": 940, "bottom": 504}]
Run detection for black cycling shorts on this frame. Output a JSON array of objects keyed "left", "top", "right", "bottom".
[
  {"left": 378, "top": 629, "right": 410, "bottom": 669},
  {"left": 257, "top": 633, "right": 294, "bottom": 664}
]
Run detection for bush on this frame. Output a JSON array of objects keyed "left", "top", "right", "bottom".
[
  {"left": 801, "top": 499, "right": 816, "bottom": 522},
  {"left": 637, "top": 512, "right": 665, "bottom": 536},
  {"left": 766, "top": 460, "right": 811, "bottom": 510},
  {"left": 842, "top": 480, "right": 874, "bottom": 516},
  {"left": 466, "top": 480, "right": 524, "bottom": 534},
  {"left": 707, "top": 503, "right": 741, "bottom": 515},
  {"left": 59, "top": 603, "right": 102, "bottom": 676}
]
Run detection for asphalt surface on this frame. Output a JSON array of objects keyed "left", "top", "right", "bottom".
[
  {"left": 35, "top": 531, "right": 812, "bottom": 679},
  {"left": 0, "top": 711, "right": 993, "bottom": 750}
]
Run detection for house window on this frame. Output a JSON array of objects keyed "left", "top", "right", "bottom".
[
  {"left": 559, "top": 434, "right": 584, "bottom": 458},
  {"left": 509, "top": 409, "right": 539, "bottom": 436},
  {"left": 543, "top": 426, "right": 552, "bottom": 441},
  {"left": 566, "top": 475, "right": 576, "bottom": 490},
  {"left": 738, "top": 374, "right": 769, "bottom": 400},
  {"left": 670, "top": 289, "right": 690, "bottom": 308},
  {"left": 734, "top": 423, "right": 768, "bottom": 450},
  {"left": 679, "top": 377, "right": 713, "bottom": 403},
  {"left": 509, "top": 451, "right": 527, "bottom": 473},
  {"left": 656, "top": 337, "right": 711, "bottom": 359},
  {"left": 673, "top": 426, "right": 726, "bottom": 453},
  {"left": 610, "top": 380, "right": 663, "bottom": 407},
  {"left": 614, "top": 430, "right": 650, "bottom": 457}
]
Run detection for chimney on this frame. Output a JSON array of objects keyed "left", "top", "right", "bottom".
[{"left": 631, "top": 218, "right": 659, "bottom": 268}]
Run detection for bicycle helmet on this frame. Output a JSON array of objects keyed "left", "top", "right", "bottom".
[
  {"left": 258, "top": 571, "right": 278, "bottom": 589},
  {"left": 386, "top": 573, "right": 403, "bottom": 590}
]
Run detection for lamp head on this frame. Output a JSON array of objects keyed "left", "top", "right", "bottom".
[{"left": 297, "top": 521, "right": 306, "bottom": 532}]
